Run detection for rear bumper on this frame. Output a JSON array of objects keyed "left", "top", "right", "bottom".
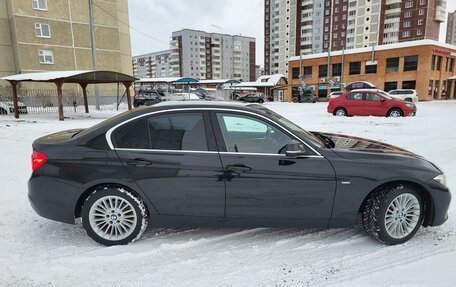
[{"left": 28, "top": 174, "right": 84, "bottom": 224}]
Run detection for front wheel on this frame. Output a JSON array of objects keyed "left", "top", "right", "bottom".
[
  {"left": 363, "top": 185, "right": 423, "bottom": 245},
  {"left": 81, "top": 187, "right": 148, "bottom": 246},
  {"left": 334, "top": 108, "right": 347, "bottom": 117},
  {"left": 388, "top": 108, "right": 403, "bottom": 117}
]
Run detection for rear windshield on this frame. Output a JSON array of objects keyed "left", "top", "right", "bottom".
[{"left": 75, "top": 109, "right": 135, "bottom": 137}]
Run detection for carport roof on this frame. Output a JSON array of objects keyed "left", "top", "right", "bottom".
[{"left": 1, "top": 70, "right": 137, "bottom": 84}]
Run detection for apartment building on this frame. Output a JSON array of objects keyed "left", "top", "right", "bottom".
[
  {"left": 265, "top": 0, "right": 447, "bottom": 76},
  {"left": 0, "top": 0, "right": 132, "bottom": 93},
  {"left": 287, "top": 39, "right": 456, "bottom": 101},
  {"left": 170, "top": 29, "right": 256, "bottom": 82},
  {"left": 132, "top": 50, "right": 172, "bottom": 79},
  {"left": 446, "top": 10, "right": 456, "bottom": 45}
]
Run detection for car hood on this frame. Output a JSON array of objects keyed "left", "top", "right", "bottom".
[{"left": 320, "top": 132, "right": 417, "bottom": 157}]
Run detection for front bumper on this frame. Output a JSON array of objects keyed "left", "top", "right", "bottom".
[{"left": 425, "top": 182, "right": 451, "bottom": 227}]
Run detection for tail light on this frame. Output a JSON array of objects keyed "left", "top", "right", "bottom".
[
  {"left": 32, "top": 150, "right": 48, "bottom": 171},
  {"left": 328, "top": 99, "right": 333, "bottom": 106}
]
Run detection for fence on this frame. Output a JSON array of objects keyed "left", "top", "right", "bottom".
[{"left": 0, "top": 86, "right": 128, "bottom": 115}]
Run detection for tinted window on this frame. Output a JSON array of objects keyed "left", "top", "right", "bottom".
[
  {"left": 386, "top": 58, "right": 399, "bottom": 72},
  {"left": 148, "top": 113, "right": 207, "bottom": 151},
  {"left": 216, "top": 113, "right": 292, "bottom": 154},
  {"left": 112, "top": 112, "right": 207, "bottom": 151},
  {"left": 347, "top": 92, "right": 363, "bottom": 100},
  {"left": 113, "top": 119, "right": 149, "bottom": 149},
  {"left": 403, "top": 55, "right": 418, "bottom": 71},
  {"left": 349, "top": 62, "right": 361, "bottom": 75}
]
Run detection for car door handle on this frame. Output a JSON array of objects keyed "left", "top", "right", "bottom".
[
  {"left": 225, "top": 164, "right": 252, "bottom": 172},
  {"left": 126, "top": 158, "right": 152, "bottom": 167}
]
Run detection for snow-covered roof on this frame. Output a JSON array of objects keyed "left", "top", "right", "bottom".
[
  {"left": 289, "top": 39, "right": 456, "bottom": 62},
  {"left": 235, "top": 74, "right": 287, "bottom": 88},
  {"left": 138, "top": 77, "right": 198, "bottom": 83},
  {"left": 1, "top": 70, "right": 137, "bottom": 83},
  {"left": 198, "top": 79, "right": 240, "bottom": 85}
]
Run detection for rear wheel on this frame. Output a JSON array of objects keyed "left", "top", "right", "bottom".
[
  {"left": 388, "top": 108, "right": 403, "bottom": 117},
  {"left": 334, "top": 108, "right": 347, "bottom": 117},
  {"left": 292, "top": 97, "right": 299, "bottom": 103},
  {"left": 363, "top": 184, "right": 423, "bottom": 245},
  {"left": 81, "top": 187, "right": 148, "bottom": 246}
]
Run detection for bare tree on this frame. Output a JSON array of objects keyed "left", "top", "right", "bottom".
[{"left": 65, "top": 89, "right": 84, "bottom": 113}]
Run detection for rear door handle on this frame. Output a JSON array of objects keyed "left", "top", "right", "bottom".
[
  {"left": 126, "top": 158, "right": 152, "bottom": 167},
  {"left": 225, "top": 164, "right": 252, "bottom": 172}
]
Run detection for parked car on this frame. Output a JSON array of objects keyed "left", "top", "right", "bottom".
[
  {"left": 388, "top": 89, "right": 419, "bottom": 103},
  {"left": 327, "top": 91, "right": 344, "bottom": 99},
  {"left": 133, "top": 90, "right": 163, "bottom": 107},
  {"left": 327, "top": 89, "right": 417, "bottom": 117},
  {"left": 28, "top": 102, "right": 450, "bottom": 246},
  {"left": 292, "top": 92, "right": 317, "bottom": 103},
  {"left": 237, "top": 93, "right": 266, "bottom": 103},
  {"left": 0, "top": 101, "right": 28, "bottom": 115}
]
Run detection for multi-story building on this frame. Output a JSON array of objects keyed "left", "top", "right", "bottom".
[
  {"left": 287, "top": 39, "right": 456, "bottom": 101},
  {"left": 265, "top": 0, "right": 447, "bottom": 76},
  {"left": 170, "top": 29, "right": 256, "bottom": 82},
  {"left": 446, "top": 10, "right": 456, "bottom": 45},
  {"left": 132, "top": 50, "right": 172, "bottom": 79},
  {"left": 0, "top": 0, "right": 132, "bottom": 95}
]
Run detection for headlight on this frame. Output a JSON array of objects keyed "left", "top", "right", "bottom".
[
  {"left": 405, "top": 103, "right": 415, "bottom": 108},
  {"left": 433, "top": 174, "right": 447, "bottom": 187}
]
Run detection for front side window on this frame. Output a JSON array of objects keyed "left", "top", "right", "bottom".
[
  {"left": 347, "top": 92, "right": 363, "bottom": 100},
  {"left": 32, "top": 0, "right": 47, "bottom": 10},
  {"left": 216, "top": 113, "right": 293, "bottom": 154},
  {"left": 38, "top": 50, "right": 54, "bottom": 64},
  {"left": 112, "top": 112, "right": 208, "bottom": 151},
  {"left": 35, "top": 23, "right": 51, "bottom": 38}
]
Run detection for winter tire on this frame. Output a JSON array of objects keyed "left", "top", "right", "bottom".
[
  {"left": 388, "top": 108, "right": 403, "bottom": 117},
  {"left": 81, "top": 187, "right": 148, "bottom": 246},
  {"left": 334, "top": 108, "right": 347, "bottom": 117},
  {"left": 363, "top": 184, "right": 424, "bottom": 245}
]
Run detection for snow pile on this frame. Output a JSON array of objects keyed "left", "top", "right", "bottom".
[{"left": 0, "top": 102, "right": 455, "bottom": 286}]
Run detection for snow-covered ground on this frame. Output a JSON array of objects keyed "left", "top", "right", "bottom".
[{"left": 0, "top": 101, "right": 455, "bottom": 287}]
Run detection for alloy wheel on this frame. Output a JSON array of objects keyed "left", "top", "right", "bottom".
[{"left": 384, "top": 193, "right": 421, "bottom": 239}]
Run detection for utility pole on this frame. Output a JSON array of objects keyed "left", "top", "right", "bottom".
[{"left": 88, "top": 0, "right": 100, "bottom": 110}]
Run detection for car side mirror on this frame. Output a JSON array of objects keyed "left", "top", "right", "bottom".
[{"left": 285, "top": 140, "right": 308, "bottom": 157}]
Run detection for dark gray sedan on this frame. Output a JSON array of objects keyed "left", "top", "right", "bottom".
[{"left": 28, "top": 102, "right": 451, "bottom": 246}]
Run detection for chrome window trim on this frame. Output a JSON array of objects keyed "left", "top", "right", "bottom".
[
  {"left": 105, "top": 107, "right": 322, "bottom": 156},
  {"left": 114, "top": 148, "right": 219, "bottom": 154}
]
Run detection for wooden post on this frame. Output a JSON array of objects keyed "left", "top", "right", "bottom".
[
  {"left": 56, "top": 80, "right": 64, "bottom": 121},
  {"left": 80, "top": 83, "right": 89, "bottom": 113},
  {"left": 123, "top": 82, "right": 132, "bottom": 110},
  {"left": 11, "top": 81, "right": 19, "bottom": 119}
]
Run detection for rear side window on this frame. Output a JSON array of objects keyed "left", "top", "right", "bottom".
[
  {"left": 347, "top": 92, "right": 363, "bottom": 100},
  {"left": 112, "top": 112, "right": 207, "bottom": 151},
  {"left": 366, "top": 93, "right": 381, "bottom": 101}
]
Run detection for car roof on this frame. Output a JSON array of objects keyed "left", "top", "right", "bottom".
[{"left": 349, "top": 89, "right": 385, "bottom": 93}]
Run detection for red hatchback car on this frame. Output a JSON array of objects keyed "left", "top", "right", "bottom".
[{"left": 327, "top": 89, "right": 417, "bottom": 117}]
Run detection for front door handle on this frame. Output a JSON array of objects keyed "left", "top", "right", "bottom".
[
  {"left": 126, "top": 158, "right": 152, "bottom": 167},
  {"left": 225, "top": 164, "right": 252, "bottom": 172}
]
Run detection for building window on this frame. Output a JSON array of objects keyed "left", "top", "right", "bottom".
[
  {"left": 303, "top": 66, "right": 312, "bottom": 78},
  {"left": 420, "top": 0, "right": 426, "bottom": 5},
  {"left": 403, "top": 55, "right": 418, "bottom": 71},
  {"left": 38, "top": 50, "right": 54, "bottom": 64},
  {"left": 349, "top": 62, "right": 361, "bottom": 75},
  {"left": 431, "top": 55, "right": 436, "bottom": 70},
  {"left": 450, "top": 58, "right": 455, "bottom": 73},
  {"left": 402, "top": 31, "right": 410, "bottom": 38},
  {"left": 403, "top": 21, "right": 411, "bottom": 28},
  {"left": 436, "top": 56, "right": 442, "bottom": 71},
  {"left": 416, "top": 29, "right": 423, "bottom": 36},
  {"left": 404, "top": 11, "right": 412, "bottom": 18},
  {"left": 402, "top": 81, "right": 416, "bottom": 90},
  {"left": 292, "top": 67, "right": 300, "bottom": 79},
  {"left": 365, "top": 63, "right": 377, "bottom": 74},
  {"left": 419, "top": 8, "right": 425, "bottom": 15},
  {"left": 35, "top": 23, "right": 51, "bottom": 38},
  {"left": 418, "top": 19, "right": 424, "bottom": 25},
  {"left": 386, "top": 58, "right": 399, "bottom": 72},
  {"left": 319, "top": 65, "right": 328, "bottom": 78},
  {"left": 405, "top": 1, "right": 413, "bottom": 8},
  {"left": 332, "top": 63, "right": 342, "bottom": 76},
  {"left": 32, "top": 0, "right": 47, "bottom": 10},
  {"left": 384, "top": 82, "right": 398, "bottom": 92}
]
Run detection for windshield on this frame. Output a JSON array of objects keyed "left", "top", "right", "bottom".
[
  {"left": 377, "top": 91, "right": 393, "bottom": 99},
  {"left": 250, "top": 105, "right": 326, "bottom": 148}
]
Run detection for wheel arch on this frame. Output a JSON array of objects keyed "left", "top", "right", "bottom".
[
  {"left": 386, "top": 107, "right": 403, "bottom": 117},
  {"left": 74, "top": 182, "right": 154, "bottom": 219},
  {"left": 333, "top": 107, "right": 348, "bottom": 116},
  {"left": 357, "top": 180, "right": 434, "bottom": 227}
]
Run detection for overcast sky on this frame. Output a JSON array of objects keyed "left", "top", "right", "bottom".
[{"left": 128, "top": 0, "right": 456, "bottom": 68}]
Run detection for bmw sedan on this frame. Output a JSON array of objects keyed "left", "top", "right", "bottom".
[{"left": 28, "top": 102, "right": 450, "bottom": 246}]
